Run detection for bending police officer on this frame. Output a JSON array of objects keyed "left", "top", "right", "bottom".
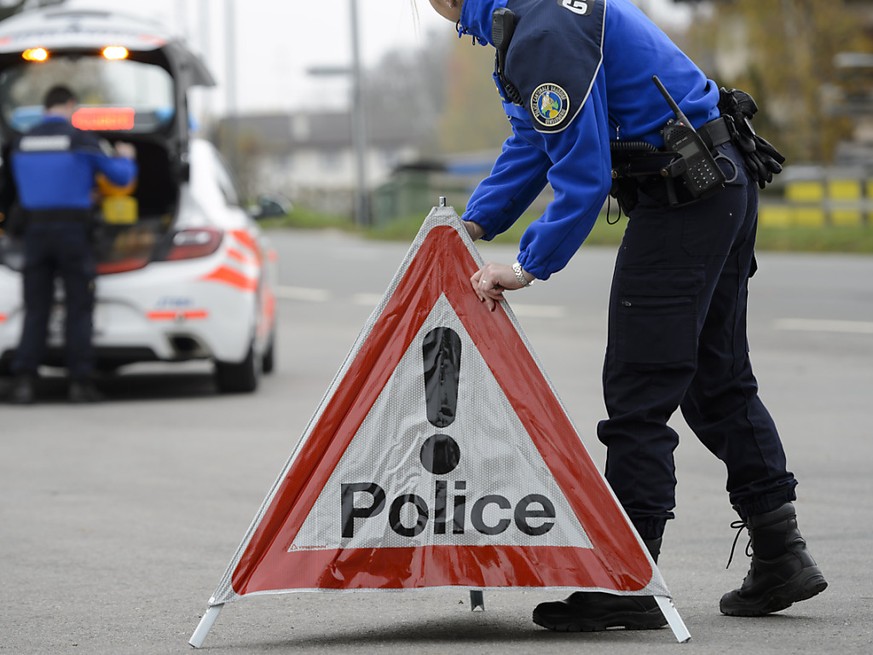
[
  {"left": 7, "top": 85, "right": 136, "bottom": 404},
  {"left": 425, "top": 0, "right": 826, "bottom": 631}
]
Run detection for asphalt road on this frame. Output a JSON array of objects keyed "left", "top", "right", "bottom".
[{"left": 2, "top": 224, "right": 872, "bottom": 654}]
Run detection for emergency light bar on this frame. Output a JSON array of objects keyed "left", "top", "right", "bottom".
[{"left": 21, "top": 45, "right": 130, "bottom": 63}]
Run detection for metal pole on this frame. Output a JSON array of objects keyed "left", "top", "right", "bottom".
[
  {"left": 175, "top": 0, "right": 187, "bottom": 40},
  {"left": 349, "top": 0, "right": 369, "bottom": 226},
  {"left": 199, "top": 0, "right": 211, "bottom": 62},
  {"left": 189, "top": 604, "right": 223, "bottom": 649},
  {"left": 224, "top": 0, "right": 237, "bottom": 119},
  {"left": 654, "top": 596, "right": 692, "bottom": 643},
  {"left": 224, "top": 0, "right": 238, "bottom": 179}
]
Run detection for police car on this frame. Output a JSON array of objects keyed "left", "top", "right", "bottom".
[{"left": 0, "top": 7, "right": 279, "bottom": 393}]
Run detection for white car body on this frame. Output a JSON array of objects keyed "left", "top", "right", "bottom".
[{"left": 0, "top": 7, "right": 278, "bottom": 392}]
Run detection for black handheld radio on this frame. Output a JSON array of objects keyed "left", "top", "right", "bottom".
[
  {"left": 492, "top": 9, "right": 522, "bottom": 105},
  {"left": 652, "top": 75, "right": 724, "bottom": 198}
]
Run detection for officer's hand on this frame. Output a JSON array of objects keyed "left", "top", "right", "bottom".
[
  {"left": 115, "top": 142, "right": 136, "bottom": 159},
  {"left": 463, "top": 220, "right": 485, "bottom": 241},
  {"left": 470, "top": 262, "right": 525, "bottom": 312}
]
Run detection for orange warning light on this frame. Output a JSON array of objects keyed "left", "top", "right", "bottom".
[
  {"left": 101, "top": 46, "right": 129, "bottom": 60},
  {"left": 22, "top": 47, "right": 49, "bottom": 62}
]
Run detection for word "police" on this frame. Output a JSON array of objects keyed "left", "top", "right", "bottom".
[{"left": 341, "top": 480, "right": 556, "bottom": 539}]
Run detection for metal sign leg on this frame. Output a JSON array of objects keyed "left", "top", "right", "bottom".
[
  {"left": 189, "top": 604, "right": 223, "bottom": 649},
  {"left": 654, "top": 596, "right": 691, "bottom": 643}
]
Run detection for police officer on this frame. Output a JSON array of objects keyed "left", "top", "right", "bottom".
[
  {"left": 426, "top": 0, "right": 826, "bottom": 631},
  {"left": 7, "top": 85, "right": 136, "bottom": 404}
]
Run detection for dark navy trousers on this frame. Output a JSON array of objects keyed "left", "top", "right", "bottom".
[
  {"left": 597, "top": 144, "right": 797, "bottom": 540},
  {"left": 12, "top": 221, "right": 96, "bottom": 381}
]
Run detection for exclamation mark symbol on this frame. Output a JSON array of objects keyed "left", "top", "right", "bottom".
[
  {"left": 421, "top": 327, "right": 462, "bottom": 473},
  {"left": 421, "top": 327, "right": 462, "bottom": 535}
]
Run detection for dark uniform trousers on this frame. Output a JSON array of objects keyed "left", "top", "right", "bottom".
[
  {"left": 597, "top": 143, "right": 798, "bottom": 540},
  {"left": 13, "top": 220, "right": 96, "bottom": 381}
]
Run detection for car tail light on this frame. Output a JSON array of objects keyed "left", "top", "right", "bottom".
[
  {"left": 164, "top": 228, "right": 223, "bottom": 261},
  {"left": 97, "top": 258, "right": 150, "bottom": 275}
]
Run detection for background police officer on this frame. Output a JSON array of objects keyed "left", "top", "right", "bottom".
[
  {"left": 426, "top": 0, "right": 826, "bottom": 632},
  {"left": 7, "top": 85, "right": 136, "bottom": 404}
]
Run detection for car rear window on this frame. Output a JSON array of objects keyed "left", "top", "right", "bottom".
[{"left": 0, "top": 55, "right": 174, "bottom": 134}]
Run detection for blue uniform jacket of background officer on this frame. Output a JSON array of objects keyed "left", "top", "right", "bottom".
[
  {"left": 459, "top": 0, "right": 721, "bottom": 280},
  {"left": 11, "top": 115, "right": 136, "bottom": 211}
]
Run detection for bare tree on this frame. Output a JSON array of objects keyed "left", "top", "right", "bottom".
[{"left": 362, "top": 37, "right": 452, "bottom": 152}]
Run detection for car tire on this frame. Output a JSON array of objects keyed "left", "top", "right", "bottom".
[
  {"left": 262, "top": 331, "right": 275, "bottom": 374},
  {"left": 95, "top": 363, "right": 122, "bottom": 376},
  {"left": 214, "top": 340, "right": 260, "bottom": 393}
]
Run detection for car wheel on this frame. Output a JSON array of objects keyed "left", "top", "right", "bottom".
[
  {"left": 95, "top": 363, "right": 122, "bottom": 377},
  {"left": 262, "top": 331, "right": 276, "bottom": 374},
  {"left": 214, "top": 340, "right": 260, "bottom": 393}
]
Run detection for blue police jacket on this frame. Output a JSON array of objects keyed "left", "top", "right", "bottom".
[
  {"left": 459, "top": 0, "right": 720, "bottom": 280},
  {"left": 11, "top": 115, "right": 137, "bottom": 212}
]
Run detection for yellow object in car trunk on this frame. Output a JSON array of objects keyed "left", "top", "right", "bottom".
[{"left": 102, "top": 195, "right": 138, "bottom": 224}]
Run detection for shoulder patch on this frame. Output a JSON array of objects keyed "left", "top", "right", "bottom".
[
  {"left": 531, "top": 83, "right": 570, "bottom": 128},
  {"left": 504, "top": 0, "right": 605, "bottom": 134}
]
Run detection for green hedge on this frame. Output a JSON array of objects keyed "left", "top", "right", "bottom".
[{"left": 268, "top": 208, "right": 873, "bottom": 254}]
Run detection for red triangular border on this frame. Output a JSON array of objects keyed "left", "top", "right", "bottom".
[{"left": 230, "top": 222, "right": 652, "bottom": 595}]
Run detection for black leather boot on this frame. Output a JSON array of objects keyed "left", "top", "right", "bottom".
[
  {"left": 720, "top": 502, "right": 827, "bottom": 616},
  {"left": 69, "top": 378, "right": 104, "bottom": 403},
  {"left": 9, "top": 373, "right": 35, "bottom": 405},
  {"left": 532, "top": 538, "right": 667, "bottom": 632}
]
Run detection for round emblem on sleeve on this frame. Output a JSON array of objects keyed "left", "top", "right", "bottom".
[{"left": 531, "top": 83, "right": 570, "bottom": 127}]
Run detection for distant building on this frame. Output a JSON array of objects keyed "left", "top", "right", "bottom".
[{"left": 214, "top": 109, "right": 425, "bottom": 215}]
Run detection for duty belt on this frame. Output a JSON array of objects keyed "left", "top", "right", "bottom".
[
  {"left": 609, "top": 116, "right": 739, "bottom": 211},
  {"left": 26, "top": 209, "right": 93, "bottom": 223},
  {"left": 610, "top": 116, "right": 733, "bottom": 179},
  {"left": 697, "top": 116, "right": 732, "bottom": 150}
]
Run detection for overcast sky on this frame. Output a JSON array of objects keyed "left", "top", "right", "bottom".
[{"left": 50, "top": 0, "right": 692, "bottom": 115}]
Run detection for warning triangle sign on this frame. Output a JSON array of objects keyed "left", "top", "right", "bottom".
[{"left": 194, "top": 207, "right": 689, "bottom": 646}]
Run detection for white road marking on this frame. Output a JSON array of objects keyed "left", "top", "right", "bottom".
[
  {"left": 352, "top": 292, "right": 384, "bottom": 307},
  {"left": 275, "top": 286, "right": 332, "bottom": 302},
  {"left": 280, "top": 286, "right": 568, "bottom": 320},
  {"left": 773, "top": 318, "right": 873, "bottom": 335},
  {"left": 511, "top": 304, "right": 568, "bottom": 319}
]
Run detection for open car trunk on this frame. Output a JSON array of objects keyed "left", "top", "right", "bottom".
[
  {"left": 92, "top": 137, "right": 180, "bottom": 275},
  {"left": 0, "top": 7, "right": 214, "bottom": 273}
]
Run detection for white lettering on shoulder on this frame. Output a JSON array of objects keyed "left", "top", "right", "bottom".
[
  {"left": 19, "top": 135, "right": 72, "bottom": 152},
  {"left": 560, "top": 0, "right": 591, "bottom": 16}
]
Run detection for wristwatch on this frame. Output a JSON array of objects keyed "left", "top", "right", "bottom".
[{"left": 512, "top": 261, "right": 533, "bottom": 287}]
